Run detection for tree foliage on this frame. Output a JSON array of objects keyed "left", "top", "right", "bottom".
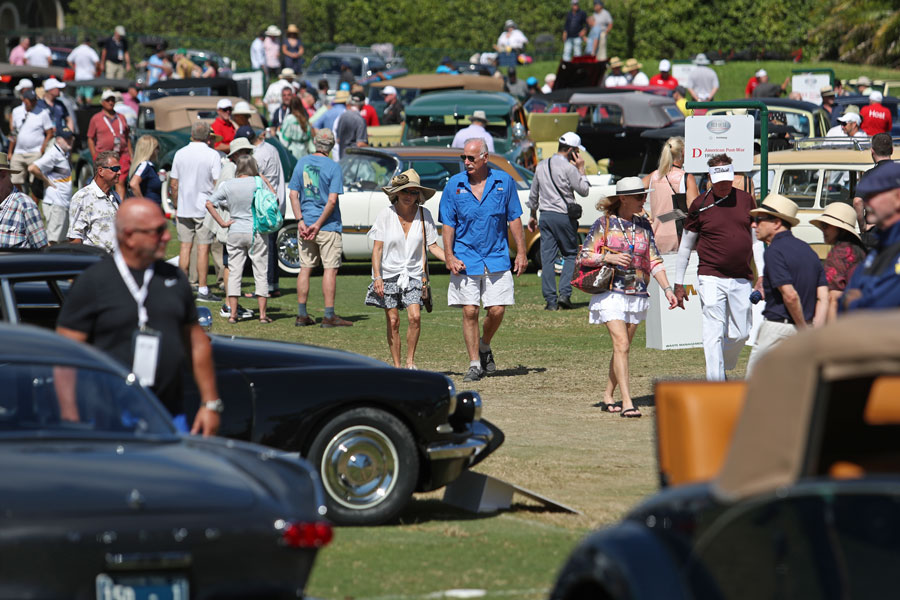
[{"left": 811, "top": 0, "right": 900, "bottom": 67}]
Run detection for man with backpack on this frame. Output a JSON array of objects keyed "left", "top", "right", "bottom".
[{"left": 288, "top": 129, "right": 352, "bottom": 327}]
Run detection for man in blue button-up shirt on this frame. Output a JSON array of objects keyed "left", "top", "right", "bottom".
[{"left": 440, "top": 138, "right": 527, "bottom": 382}]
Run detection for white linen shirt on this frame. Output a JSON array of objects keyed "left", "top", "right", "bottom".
[
  {"left": 368, "top": 205, "right": 439, "bottom": 290},
  {"left": 170, "top": 141, "right": 222, "bottom": 218}
]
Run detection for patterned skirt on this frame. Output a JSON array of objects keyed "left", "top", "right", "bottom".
[{"left": 365, "top": 274, "right": 423, "bottom": 310}]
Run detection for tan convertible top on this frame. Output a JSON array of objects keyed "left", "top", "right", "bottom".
[
  {"left": 370, "top": 74, "right": 504, "bottom": 92},
  {"left": 714, "top": 312, "right": 900, "bottom": 500},
  {"left": 140, "top": 96, "right": 265, "bottom": 132}
]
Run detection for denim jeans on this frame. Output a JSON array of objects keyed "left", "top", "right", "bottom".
[
  {"left": 562, "top": 37, "right": 583, "bottom": 61},
  {"left": 540, "top": 211, "right": 579, "bottom": 304}
]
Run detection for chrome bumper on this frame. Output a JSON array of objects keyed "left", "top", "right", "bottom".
[{"left": 424, "top": 420, "right": 494, "bottom": 461}]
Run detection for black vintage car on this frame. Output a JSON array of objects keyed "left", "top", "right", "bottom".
[
  {"left": 0, "top": 248, "right": 501, "bottom": 526},
  {"left": 0, "top": 323, "right": 331, "bottom": 599},
  {"left": 550, "top": 312, "right": 900, "bottom": 600}
]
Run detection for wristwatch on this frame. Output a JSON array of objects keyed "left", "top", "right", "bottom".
[{"left": 204, "top": 399, "right": 225, "bottom": 413}]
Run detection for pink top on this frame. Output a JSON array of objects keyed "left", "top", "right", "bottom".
[
  {"left": 647, "top": 168, "right": 685, "bottom": 253},
  {"left": 9, "top": 45, "right": 26, "bottom": 66},
  {"left": 263, "top": 37, "right": 281, "bottom": 69}
]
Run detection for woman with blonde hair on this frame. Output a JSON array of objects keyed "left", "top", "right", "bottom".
[
  {"left": 128, "top": 135, "right": 162, "bottom": 204},
  {"left": 642, "top": 136, "right": 699, "bottom": 253},
  {"left": 365, "top": 170, "right": 446, "bottom": 369},
  {"left": 279, "top": 95, "right": 314, "bottom": 159},
  {"left": 581, "top": 178, "right": 680, "bottom": 417}
]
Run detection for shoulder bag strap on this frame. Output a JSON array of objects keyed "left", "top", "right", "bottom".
[
  {"left": 546, "top": 156, "right": 569, "bottom": 205},
  {"left": 419, "top": 206, "right": 429, "bottom": 285}
]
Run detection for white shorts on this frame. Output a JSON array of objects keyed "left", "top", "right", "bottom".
[
  {"left": 448, "top": 271, "right": 515, "bottom": 307},
  {"left": 589, "top": 291, "right": 650, "bottom": 325}
]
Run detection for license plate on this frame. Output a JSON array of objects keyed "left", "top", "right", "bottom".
[{"left": 96, "top": 573, "right": 189, "bottom": 600}]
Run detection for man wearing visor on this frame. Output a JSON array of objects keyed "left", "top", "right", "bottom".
[{"left": 673, "top": 154, "right": 766, "bottom": 381}]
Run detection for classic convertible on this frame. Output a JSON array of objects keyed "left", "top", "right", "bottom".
[
  {"left": 0, "top": 323, "right": 331, "bottom": 598},
  {"left": 0, "top": 247, "right": 501, "bottom": 526},
  {"left": 550, "top": 312, "right": 900, "bottom": 599}
]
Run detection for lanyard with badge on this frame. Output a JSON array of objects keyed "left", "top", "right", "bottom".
[
  {"left": 104, "top": 114, "right": 124, "bottom": 152},
  {"left": 113, "top": 248, "right": 159, "bottom": 386}
]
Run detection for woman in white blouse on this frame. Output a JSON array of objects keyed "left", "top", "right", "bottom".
[{"left": 365, "top": 170, "right": 445, "bottom": 369}]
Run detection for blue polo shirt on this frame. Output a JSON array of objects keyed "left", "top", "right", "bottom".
[
  {"left": 288, "top": 154, "right": 343, "bottom": 232},
  {"left": 439, "top": 168, "right": 522, "bottom": 275},
  {"left": 762, "top": 230, "right": 826, "bottom": 323},
  {"left": 845, "top": 220, "right": 900, "bottom": 311}
]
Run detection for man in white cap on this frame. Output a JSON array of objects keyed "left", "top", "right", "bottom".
[
  {"left": 37, "top": 78, "right": 72, "bottom": 133},
  {"left": 8, "top": 79, "right": 34, "bottom": 135},
  {"left": 451, "top": 110, "right": 495, "bottom": 153},
  {"left": 745, "top": 194, "right": 827, "bottom": 374},
  {"left": 541, "top": 73, "right": 556, "bottom": 94},
  {"left": 67, "top": 38, "right": 101, "bottom": 104},
  {"left": 673, "top": 153, "right": 766, "bottom": 381},
  {"left": 101, "top": 26, "right": 131, "bottom": 79},
  {"left": 752, "top": 71, "right": 789, "bottom": 98},
  {"left": 8, "top": 89, "right": 54, "bottom": 196},
  {"left": 836, "top": 111, "right": 867, "bottom": 140},
  {"left": 744, "top": 69, "right": 765, "bottom": 98},
  {"left": 861, "top": 91, "right": 892, "bottom": 136},
  {"left": 687, "top": 54, "right": 718, "bottom": 102},
  {"left": 649, "top": 59, "right": 678, "bottom": 90},
  {"left": 210, "top": 98, "right": 235, "bottom": 153},
  {"left": 526, "top": 132, "right": 590, "bottom": 310},
  {"left": 381, "top": 85, "right": 404, "bottom": 125}
]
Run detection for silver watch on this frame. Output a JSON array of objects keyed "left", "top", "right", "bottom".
[{"left": 204, "top": 399, "right": 225, "bottom": 413}]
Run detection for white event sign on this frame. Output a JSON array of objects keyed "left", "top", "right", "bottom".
[
  {"left": 791, "top": 73, "right": 831, "bottom": 106},
  {"left": 684, "top": 114, "right": 755, "bottom": 173},
  {"left": 646, "top": 253, "right": 765, "bottom": 351},
  {"left": 232, "top": 70, "right": 265, "bottom": 98}
]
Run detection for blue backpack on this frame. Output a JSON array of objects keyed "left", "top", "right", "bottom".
[{"left": 252, "top": 176, "right": 283, "bottom": 239}]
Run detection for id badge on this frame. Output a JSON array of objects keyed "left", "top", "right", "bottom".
[{"left": 132, "top": 328, "right": 160, "bottom": 387}]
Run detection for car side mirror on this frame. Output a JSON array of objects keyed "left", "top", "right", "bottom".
[{"left": 197, "top": 306, "right": 213, "bottom": 331}]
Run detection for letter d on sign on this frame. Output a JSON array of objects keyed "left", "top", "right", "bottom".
[{"left": 692, "top": 148, "right": 702, "bottom": 158}]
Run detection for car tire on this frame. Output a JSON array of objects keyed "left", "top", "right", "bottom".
[
  {"left": 308, "top": 407, "right": 419, "bottom": 526},
  {"left": 275, "top": 222, "right": 300, "bottom": 275}
]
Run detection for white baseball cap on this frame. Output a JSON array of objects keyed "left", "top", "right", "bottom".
[
  {"left": 659, "top": 59, "right": 671, "bottom": 72},
  {"left": 101, "top": 89, "right": 118, "bottom": 101},
  {"left": 382, "top": 85, "right": 398, "bottom": 96},
  {"left": 115, "top": 25, "right": 126, "bottom": 36},
  {"left": 216, "top": 98, "right": 233, "bottom": 110},
  {"left": 43, "top": 77, "right": 66, "bottom": 91},
  {"left": 756, "top": 69, "right": 767, "bottom": 78},
  {"left": 14, "top": 78, "right": 33, "bottom": 92},
  {"left": 838, "top": 112, "right": 862, "bottom": 125},
  {"left": 870, "top": 90, "right": 884, "bottom": 103},
  {"left": 559, "top": 132, "right": 585, "bottom": 150}
]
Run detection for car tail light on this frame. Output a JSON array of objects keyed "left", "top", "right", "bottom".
[{"left": 281, "top": 521, "right": 333, "bottom": 548}]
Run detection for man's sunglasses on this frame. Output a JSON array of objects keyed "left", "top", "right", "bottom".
[
  {"left": 459, "top": 154, "right": 484, "bottom": 162},
  {"left": 220, "top": 107, "right": 233, "bottom": 112},
  {"left": 131, "top": 224, "right": 168, "bottom": 236},
  {"left": 101, "top": 165, "right": 122, "bottom": 173},
  {"left": 753, "top": 214, "right": 777, "bottom": 224}
]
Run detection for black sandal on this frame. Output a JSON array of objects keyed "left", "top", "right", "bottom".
[
  {"left": 621, "top": 408, "right": 642, "bottom": 418},
  {"left": 603, "top": 402, "right": 622, "bottom": 413}
]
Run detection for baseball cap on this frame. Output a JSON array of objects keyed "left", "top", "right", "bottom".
[
  {"left": 216, "top": 98, "right": 233, "bottom": 110},
  {"left": 43, "top": 77, "right": 65, "bottom": 91},
  {"left": 526, "top": 76, "right": 538, "bottom": 86},
  {"left": 559, "top": 132, "right": 585, "bottom": 150},
  {"left": 659, "top": 59, "right": 671, "bottom": 72},
  {"left": 382, "top": 85, "right": 398, "bottom": 96},
  {"left": 870, "top": 91, "right": 884, "bottom": 103},
  {"left": 115, "top": 25, "right": 126, "bottom": 36},
  {"left": 101, "top": 89, "right": 117, "bottom": 101},
  {"left": 838, "top": 112, "right": 862, "bottom": 125},
  {"left": 22, "top": 89, "right": 37, "bottom": 101},
  {"left": 57, "top": 127, "right": 75, "bottom": 140},
  {"left": 234, "top": 125, "right": 255, "bottom": 139},
  {"left": 856, "top": 161, "right": 900, "bottom": 200},
  {"left": 756, "top": 69, "right": 767, "bottom": 78},
  {"left": 14, "top": 78, "right": 33, "bottom": 92},
  {"left": 314, "top": 128, "right": 335, "bottom": 145}
]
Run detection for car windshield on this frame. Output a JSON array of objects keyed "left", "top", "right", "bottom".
[
  {"left": 340, "top": 152, "right": 398, "bottom": 191},
  {"left": 405, "top": 115, "right": 509, "bottom": 141},
  {"left": 308, "top": 55, "right": 362, "bottom": 76},
  {"left": 0, "top": 363, "right": 175, "bottom": 438}
]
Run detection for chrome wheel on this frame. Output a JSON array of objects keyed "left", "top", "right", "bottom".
[
  {"left": 319, "top": 425, "right": 399, "bottom": 510},
  {"left": 276, "top": 224, "right": 300, "bottom": 274}
]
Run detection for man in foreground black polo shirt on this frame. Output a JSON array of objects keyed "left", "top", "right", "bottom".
[
  {"left": 57, "top": 198, "right": 222, "bottom": 435},
  {"left": 745, "top": 193, "right": 827, "bottom": 375}
]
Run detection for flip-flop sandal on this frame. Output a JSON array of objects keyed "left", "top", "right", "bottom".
[
  {"left": 621, "top": 408, "right": 642, "bottom": 418},
  {"left": 603, "top": 402, "right": 622, "bottom": 413},
  {"left": 259, "top": 316, "right": 273, "bottom": 324},
  {"left": 228, "top": 317, "right": 238, "bottom": 324}
]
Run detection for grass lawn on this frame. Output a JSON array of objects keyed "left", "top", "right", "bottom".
[
  {"left": 205, "top": 260, "right": 741, "bottom": 599},
  {"left": 514, "top": 59, "right": 900, "bottom": 101}
]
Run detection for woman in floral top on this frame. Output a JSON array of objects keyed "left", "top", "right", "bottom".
[
  {"left": 811, "top": 203, "right": 865, "bottom": 322},
  {"left": 580, "top": 177, "right": 679, "bottom": 417}
]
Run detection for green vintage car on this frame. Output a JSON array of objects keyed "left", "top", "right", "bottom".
[{"left": 401, "top": 90, "right": 537, "bottom": 170}]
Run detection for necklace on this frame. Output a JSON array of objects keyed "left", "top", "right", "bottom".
[{"left": 617, "top": 215, "right": 636, "bottom": 253}]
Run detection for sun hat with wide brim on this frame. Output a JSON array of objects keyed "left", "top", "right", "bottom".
[
  {"left": 228, "top": 137, "right": 255, "bottom": 156},
  {"left": 598, "top": 176, "right": 653, "bottom": 211},
  {"left": 0, "top": 153, "right": 22, "bottom": 173},
  {"left": 265, "top": 25, "right": 281, "bottom": 36},
  {"left": 624, "top": 58, "right": 643, "bottom": 72},
  {"left": 809, "top": 202, "right": 861, "bottom": 241},
  {"left": 279, "top": 68, "right": 297, "bottom": 80},
  {"left": 608, "top": 56, "right": 623, "bottom": 69},
  {"left": 381, "top": 169, "right": 437, "bottom": 203},
  {"left": 749, "top": 193, "right": 800, "bottom": 227},
  {"left": 286, "top": 24, "right": 300, "bottom": 34}
]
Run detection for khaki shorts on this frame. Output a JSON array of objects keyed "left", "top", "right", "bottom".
[
  {"left": 10, "top": 152, "right": 39, "bottom": 185},
  {"left": 105, "top": 61, "right": 126, "bottom": 79},
  {"left": 176, "top": 216, "right": 214, "bottom": 245},
  {"left": 43, "top": 203, "right": 69, "bottom": 243},
  {"left": 299, "top": 230, "right": 342, "bottom": 269}
]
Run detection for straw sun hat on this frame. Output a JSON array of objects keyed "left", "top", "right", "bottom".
[
  {"left": 381, "top": 170, "right": 437, "bottom": 204},
  {"left": 810, "top": 202, "right": 861, "bottom": 240}
]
